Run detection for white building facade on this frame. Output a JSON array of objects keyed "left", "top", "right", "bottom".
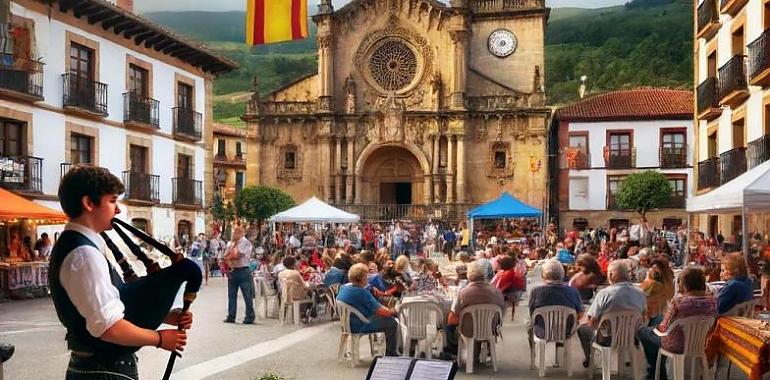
[
  {"left": 0, "top": 0, "right": 235, "bottom": 243},
  {"left": 551, "top": 89, "right": 694, "bottom": 231},
  {"left": 691, "top": 0, "right": 770, "bottom": 242}
]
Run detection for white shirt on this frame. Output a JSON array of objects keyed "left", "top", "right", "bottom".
[{"left": 59, "top": 222, "right": 125, "bottom": 339}]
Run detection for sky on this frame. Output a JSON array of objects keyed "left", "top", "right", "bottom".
[{"left": 134, "top": 0, "right": 628, "bottom": 13}]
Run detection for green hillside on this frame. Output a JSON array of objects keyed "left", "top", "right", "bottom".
[{"left": 143, "top": 0, "right": 693, "bottom": 122}]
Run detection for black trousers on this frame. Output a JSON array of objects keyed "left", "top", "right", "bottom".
[{"left": 66, "top": 354, "right": 138, "bottom": 380}]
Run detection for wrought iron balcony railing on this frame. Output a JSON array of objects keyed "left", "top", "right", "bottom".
[
  {"left": 660, "top": 146, "right": 688, "bottom": 168},
  {"left": 60, "top": 162, "right": 95, "bottom": 178},
  {"left": 697, "top": 0, "right": 720, "bottom": 38},
  {"left": 664, "top": 195, "right": 686, "bottom": 209},
  {"left": 607, "top": 193, "right": 623, "bottom": 210},
  {"left": 123, "top": 92, "right": 159, "bottom": 128},
  {"left": 172, "top": 177, "right": 202, "bottom": 207},
  {"left": 749, "top": 29, "right": 770, "bottom": 87},
  {"left": 0, "top": 155, "right": 42, "bottom": 193},
  {"left": 718, "top": 55, "right": 748, "bottom": 105},
  {"left": 604, "top": 146, "right": 635, "bottom": 169},
  {"left": 698, "top": 157, "right": 721, "bottom": 189},
  {"left": 0, "top": 54, "right": 43, "bottom": 99},
  {"left": 173, "top": 107, "right": 202, "bottom": 140},
  {"left": 62, "top": 73, "right": 108, "bottom": 115},
  {"left": 720, "top": 146, "right": 747, "bottom": 185},
  {"left": 560, "top": 147, "right": 590, "bottom": 169},
  {"left": 122, "top": 171, "right": 159, "bottom": 203},
  {"left": 697, "top": 78, "right": 721, "bottom": 116},
  {"left": 748, "top": 133, "right": 770, "bottom": 169}
]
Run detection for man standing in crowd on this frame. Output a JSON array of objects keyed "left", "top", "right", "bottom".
[{"left": 223, "top": 226, "right": 255, "bottom": 324}]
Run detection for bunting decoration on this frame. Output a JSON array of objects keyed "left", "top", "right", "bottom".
[{"left": 246, "top": 0, "right": 308, "bottom": 45}]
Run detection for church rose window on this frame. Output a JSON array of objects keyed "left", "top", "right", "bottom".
[{"left": 368, "top": 38, "right": 418, "bottom": 92}]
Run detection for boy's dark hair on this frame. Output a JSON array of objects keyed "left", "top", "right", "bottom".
[
  {"left": 58, "top": 166, "right": 124, "bottom": 218},
  {"left": 283, "top": 255, "right": 297, "bottom": 269}
]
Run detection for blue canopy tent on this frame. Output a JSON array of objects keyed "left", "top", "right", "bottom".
[{"left": 466, "top": 192, "right": 543, "bottom": 248}]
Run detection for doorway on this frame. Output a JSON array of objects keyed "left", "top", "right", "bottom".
[{"left": 380, "top": 182, "right": 412, "bottom": 204}]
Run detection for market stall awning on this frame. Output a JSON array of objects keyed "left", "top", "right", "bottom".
[
  {"left": 688, "top": 159, "right": 770, "bottom": 214},
  {"left": 467, "top": 192, "right": 542, "bottom": 219},
  {"left": 269, "top": 196, "right": 360, "bottom": 223},
  {"left": 0, "top": 188, "right": 67, "bottom": 224}
]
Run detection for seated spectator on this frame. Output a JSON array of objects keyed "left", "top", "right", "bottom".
[
  {"left": 411, "top": 259, "right": 441, "bottom": 293},
  {"left": 323, "top": 255, "right": 352, "bottom": 288},
  {"left": 717, "top": 253, "right": 754, "bottom": 315},
  {"left": 474, "top": 251, "right": 495, "bottom": 281},
  {"left": 557, "top": 245, "right": 575, "bottom": 265},
  {"left": 640, "top": 258, "right": 675, "bottom": 323},
  {"left": 336, "top": 263, "right": 399, "bottom": 356},
  {"left": 491, "top": 255, "right": 526, "bottom": 321},
  {"left": 569, "top": 254, "right": 604, "bottom": 302},
  {"left": 637, "top": 267, "right": 717, "bottom": 380},
  {"left": 277, "top": 256, "right": 314, "bottom": 322},
  {"left": 577, "top": 260, "right": 646, "bottom": 368},
  {"left": 444, "top": 261, "right": 505, "bottom": 358},
  {"left": 632, "top": 249, "right": 651, "bottom": 283},
  {"left": 528, "top": 259, "right": 583, "bottom": 349}
]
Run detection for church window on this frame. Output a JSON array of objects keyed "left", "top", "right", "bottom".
[
  {"left": 284, "top": 151, "right": 296, "bottom": 170},
  {"left": 368, "top": 38, "right": 418, "bottom": 92},
  {"left": 494, "top": 151, "right": 506, "bottom": 169}
]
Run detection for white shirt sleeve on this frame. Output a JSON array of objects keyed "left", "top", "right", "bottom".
[{"left": 60, "top": 246, "right": 125, "bottom": 338}]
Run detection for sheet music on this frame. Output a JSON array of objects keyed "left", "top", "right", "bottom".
[
  {"left": 369, "top": 357, "right": 412, "bottom": 380},
  {"left": 409, "top": 360, "right": 453, "bottom": 380}
]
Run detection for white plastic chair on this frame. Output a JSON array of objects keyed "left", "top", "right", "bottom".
[
  {"left": 456, "top": 304, "right": 503, "bottom": 374},
  {"left": 254, "top": 275, "right": 279, "bottom": 319},
  {"left": 398, "top": 301, "right": 444, "bottom": 359},
  {"left": 588, "top": 311, "right": 644, "bottom": 380},
  {"left": 529, "top": 305, "right": 579, "bottom": 377},
  {"left": 325, "top": 284, "right": 340, "bottom": 321},
  {"left": 279, "top": 281, "right": 313, "bottom": 325},
  {"left": 336, "top": 300, "right": 379, "bottom": 367},
  {"left": 723, "top": 299, "right": 755, "bottom": 318},
  {"left": 653, "top": 316, "right": 715, "bottom": 380}
]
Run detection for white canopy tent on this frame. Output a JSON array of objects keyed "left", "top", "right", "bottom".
[
  {"left": 688, "top": 159, "right": 770, "bottom": 253},
  {"left": 269, "top": 196, "right": 360, "bottom": 223}
]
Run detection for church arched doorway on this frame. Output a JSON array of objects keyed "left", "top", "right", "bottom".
[{"left": 358, "top": 145, "right": 425, "bottom": 204}]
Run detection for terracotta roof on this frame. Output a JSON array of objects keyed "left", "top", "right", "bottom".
[
  {"left": 556, "top": 88, "right": 693, "bottom": 122},
  {"left": 213, "top": 123, "right": 247, "bottom": 137}
]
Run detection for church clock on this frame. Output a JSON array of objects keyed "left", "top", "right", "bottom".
[{"left": 487, "top": 29, "right": 517, "bottom": 58}]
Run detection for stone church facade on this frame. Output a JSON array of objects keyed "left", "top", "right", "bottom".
[{"left": 242, "top": 0, "right": 550, "bottom": 218}]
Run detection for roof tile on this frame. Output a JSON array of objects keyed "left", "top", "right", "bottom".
[{"left": 556, "top": 88, "right": 693, "bottom": 122}]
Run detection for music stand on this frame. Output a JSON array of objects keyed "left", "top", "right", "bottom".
[{"left": 365, "top": 356, "right": 457, "bottom": 380}]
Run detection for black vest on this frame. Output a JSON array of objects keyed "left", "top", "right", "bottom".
[{"left": 49, "top": 230, "right": 136, "bottom": 358}]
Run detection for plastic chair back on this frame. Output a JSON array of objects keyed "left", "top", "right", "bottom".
[
  {"left": 458, "top": 304, "right": 502, "bottom": 340},
  {"left": 337, "top": 300, "right": 371, "bottom": 334},
  {"left": 666, "top": 316, "right": 715, "bottom": 357},
  {"left": 598, "top": 311, "right": 644, "bottom": 349},
  {"left": 724, "top": 299, "right": 755, "bottom": 318},
  {"left": 531, "top": 305, "right": 578, "bottom": 342},
  {"left": 399, "top": 301, "right": 443, "bottom": 340}
]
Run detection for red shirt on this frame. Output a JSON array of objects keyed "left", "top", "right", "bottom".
[{"left": 492, "top": 269, "right": 525, "bottom": 293}]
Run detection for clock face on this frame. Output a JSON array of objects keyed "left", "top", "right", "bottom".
[{"left": 488, "top": 29, "right": 517, "bottom": 58}]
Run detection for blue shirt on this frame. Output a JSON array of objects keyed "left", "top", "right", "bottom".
[
  {"left": 336, "top": 284, "right": 383, "bottom": 333},
  {"left": 717, "top": 275, "right": 754, "bottom": 315},
  {"left": 323, "top": 267, "right": 348, "bottom": 288},
  {"left": 443, "top": 231, "right": 457, "bottom": 243},
  {"left": 557, "top": 249, "right": 575, "bottom": 265},
  {"left": 367, "top": 273, "right": 388, "bottom": 292}
]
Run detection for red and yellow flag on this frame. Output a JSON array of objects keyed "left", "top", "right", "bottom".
[{"left": 246, "top": 0, "right": 308, "bottom": 45}]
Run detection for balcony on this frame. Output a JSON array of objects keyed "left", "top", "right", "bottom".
[
  {"left": 720, "top": 146, "right": 747, "bottom": 185},
  {"left": 604, "top": 147, "right": 635, "bottom": 169},
  {"left": 698, "top": 157, "right": 720, "bottom": 190},
  {"left": 697, "top": 78, "right": 722, "bottom": 121},
  {"left": 0, "top": 155, "right": 42, "bottom": 193},
  {"left": 62, "top": 73, "right": 108, "bottom": 116},
  {"left": 721, "top": 0, "right": 748, "bottom": 16},
  {"left": 748, "top": 133, "right": 770, "bottom": 169},
  {"left": 718, "top": 55, "right": 749, "bottom": 108},
  {"left": 172, "top": 177, "right": 203, "bottom": 207},
  {"left": 749, "top": 29, "right": 770, "bottom": 88},
  {"left": 173, "top": 107, "right": 202, "bottom": 141},
  {"left": 607, "top": 193, "right": 623, "bottom": 210},
  {"left": 0, "top": 54, "right": 43, "bottom": 101},
  {"left": 664, "top": 194, "right": 687, "bottom": 209},
  {"left": 697, "top": 0, "right": 720, "bottom": 40},
  {"left": 123, "top": 93, "right": 159, "bottom": 128},
  {"left": 122, "top": 171, "right": 159, "bottom": 203},
  {"left": 560, "top": 147, "right": 590, "bottom": 170},
  {"left": 660, "top": 146, "right": 688, "bottom": 168},
  {"left": 59, "top": 162, "right": 95, "bottom": 178}
]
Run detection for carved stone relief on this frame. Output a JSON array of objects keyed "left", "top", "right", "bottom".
[
  {"left": 277, "top": 144, "right": 303, "bottom": 184},
  {"left": 486, "top": 141, "right": 514, "bottom": 179}
]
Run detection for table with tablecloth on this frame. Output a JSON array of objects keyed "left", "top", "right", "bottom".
[{"left": 706, "top": 316, "right": 770, "bottom": 380}]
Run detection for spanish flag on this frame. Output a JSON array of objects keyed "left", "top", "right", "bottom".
[{"left": 246, "top": 0, "right": 308, "bottom": 45}]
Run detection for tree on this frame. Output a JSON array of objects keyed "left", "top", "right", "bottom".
[
  {"left": 233, "top": 186, "right": 295, "bottom": 224},
  {"left": 616, "top": 171, "right": 672, "bottom": 219},
  {"left": 209, "top": 192, "right": 234, "bottom": 238}
]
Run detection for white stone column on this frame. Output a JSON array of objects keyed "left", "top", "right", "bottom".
[
  {"left": 447, "top": 135, "right": 456, "bottom": 203},
  {"left": 432, "top": 135, "right": 440, "bottom": 203},
  {"left": 335, "top": 137, "right": 342, "bottom": 203},
  {"left": 456, "top": 135, "right": 466, "bottom": 203},
  {"left": 346, "top": 137, "right": 354, "bottom": 204},
  {"left": 354, "top": 175, "right": 363, "bottom": 204}
]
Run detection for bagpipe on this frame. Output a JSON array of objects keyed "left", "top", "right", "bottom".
[{"left": 101, "top": 218, "right": 202, "bottom": 380}]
